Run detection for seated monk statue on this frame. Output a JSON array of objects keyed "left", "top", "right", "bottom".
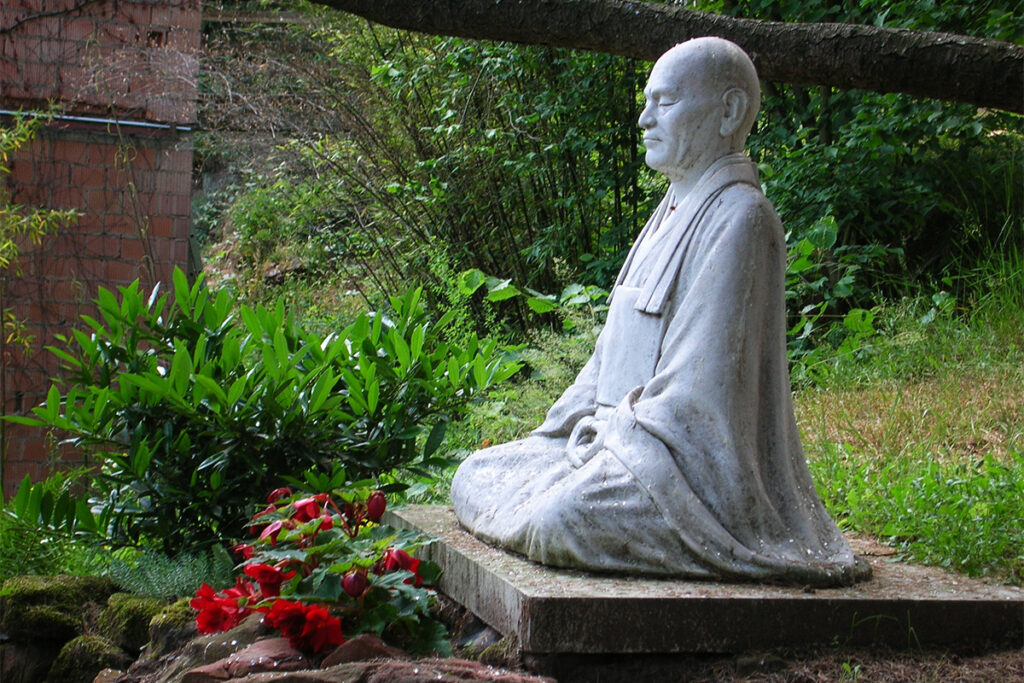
[{"left": 451, "top": 37, "right": 868, "bottom": 586}]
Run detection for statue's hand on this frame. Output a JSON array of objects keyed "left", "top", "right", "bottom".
[{"left": 565, "top": 416, "right": 604, "bottom": 468}]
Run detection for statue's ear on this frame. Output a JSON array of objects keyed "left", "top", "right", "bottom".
[{"left": 720, "top": 87, "right": 748, "bottom": 138}]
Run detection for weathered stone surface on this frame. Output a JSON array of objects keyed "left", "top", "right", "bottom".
[
  {"left": 182, "top": 638, "right": 310, "bottom": 683},
  {"left": 321, "top": 633, "right": 407, "bottom": 666},
  {"left": 93, "top": 668, "right": 125, "bottom": 683},
  {"left": 210, "top": 659, "right": 552, "bottom": 682},
  {"left": 45, "top": 635, "right": 133, "bottom": 683},
  {"left": 389, "top": 506, "right": 1024, "bottom": 654},
  {"left": 0, "top": 575, "right": 117, "bottom": 642},
  {"left": 140, "top": 598, "right": 199, "bottom": 661},
  {"left": 98, "top": 594, "right": 166, "bottom": 654},
  {"left": 119, "top": 613, "right": 270, "bottom": 683}
]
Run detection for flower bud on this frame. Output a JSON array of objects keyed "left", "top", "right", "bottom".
[
  {"left": 366, "top": 491, "right": 386, "bottom": 522},
  {"left": 341, "top": 570, "right": 368, "bottom": 598}
]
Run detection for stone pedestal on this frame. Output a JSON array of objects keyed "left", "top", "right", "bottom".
[{"left": 389, "top": 506, "right": 1023, "bottom": 655}]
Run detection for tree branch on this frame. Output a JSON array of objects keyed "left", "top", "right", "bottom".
[{"left": 308, "top": 0, "right": 1024, "bottom": 113}]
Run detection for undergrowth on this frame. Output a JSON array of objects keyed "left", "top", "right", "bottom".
[
  {"left": 796, "top": 254, "right": 1024, "bottom": 584},
  {"left": 107, "top": 546, "right": 236, "bottom": 601}
]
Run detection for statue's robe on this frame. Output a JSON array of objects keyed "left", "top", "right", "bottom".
[{"left": 451, "top": 153, "right": 865, "bottom": 586}]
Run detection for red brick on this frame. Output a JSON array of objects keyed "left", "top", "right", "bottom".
[
  {"left": 56, "top": 139, "right": 88, "bottom": 164},
  {"left": 49, "top": 184, "right": 84, "bottom": 209},
  {"left": 84, "top": 187, "right": 124, "bottom": 214},
  {"left": 106, "top": 258, "right": 144, "bottom": 285},
  {"left": 147, "top": 215, "right": 172, "bottom": 238},
  {"left": 124, "top": 144, "right": 156, "bottom": 168},
  {"left": 119, "top": 235, "right": 147, "bottom": 260},
  {"left": 59, "top": 17, "right": 99, "bottom": 42},
  {"left": 166, "top": 26, "right": 199, "bottom": 50},
  {"left": 49, "top": 278, "right": 86, "bottom": 304},
  {"left": 149, "top": 5, "right": 172, "bottom": 30},
  {"left": 69, "top": 164, "right": 106, "bottom": 189},
  {"left": 87, "top": 143, "right": 117, "bottom": 166}
]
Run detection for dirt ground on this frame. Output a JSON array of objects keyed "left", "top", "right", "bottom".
[{"left": 508, "top": 645, "right": 1024, "bottom": 682}]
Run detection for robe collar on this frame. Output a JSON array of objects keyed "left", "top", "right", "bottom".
[{"left": 610, "top": 153, "right": 760, "bottom": 315}]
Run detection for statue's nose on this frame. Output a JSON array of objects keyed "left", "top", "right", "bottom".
[{"left": 638, "top": 105, "right": 655, "bottom": 129}]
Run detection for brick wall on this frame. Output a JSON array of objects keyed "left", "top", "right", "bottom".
[
  {"left": 0, "top": 1, "right": 201, "bottom": 497},
  {"left": 1, "top": 0, "right": 201, "bottom": 124}
]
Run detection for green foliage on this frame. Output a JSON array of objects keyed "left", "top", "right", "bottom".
[
  {"left": 201, "top": 13, "right": 655, "bottom": 327},
  {"left": 0, "top": 470, "right": 104, "bottom": 584},
  {"left": 10, "top": 268, "right": 519, "bottom": 551},
  {"left": 107, "top": 547, "right": 235, "bottom": 601},
  {"left": 811, "top": 447, "right": 1024, "bottom": 583},
  {"left": 456, "top": 268, "right": 609, "bottom": 332}
]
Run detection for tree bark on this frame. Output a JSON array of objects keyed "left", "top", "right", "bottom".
[{"left": 309, "top": 0, "right": 1024, "bottom": 114}]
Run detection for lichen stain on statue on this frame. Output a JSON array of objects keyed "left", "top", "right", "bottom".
[{"left": 451, "top": 37, "right": 870, "bottom": 586}]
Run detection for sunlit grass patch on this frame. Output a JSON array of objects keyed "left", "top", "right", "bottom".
[
  {"left": 808, "top": 444, "right": 1024, "bottom": 584},
  {"left": 797, "top": 370, "right": 1024, "bottom": 465}
]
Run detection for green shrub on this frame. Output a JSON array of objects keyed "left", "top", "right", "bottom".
[{"left": 10, "top": 269, "right": 519, "bottom": 551}]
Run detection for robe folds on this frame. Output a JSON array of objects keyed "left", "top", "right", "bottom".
[{"left": 451, "top": 153, "right": 868, "bottom": 586}]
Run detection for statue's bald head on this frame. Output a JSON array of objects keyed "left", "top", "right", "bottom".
[{"left": 654, "top": 37, "right": 761, "bottom": 150}]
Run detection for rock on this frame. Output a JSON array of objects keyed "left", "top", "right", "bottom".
[
  {"left": 93, "top": 669, "right": 125, "bottom": 683},
  {"left": 0, "top": 640, "right": 64, "bottom": 683},
  {"left": 141, "top": 598, "right": 199, "bottom": 660},
  {"left": 44, "top": 635, "right": 133, "bottom": 683},
  {"left": 98, "top": 593, "right": 166, "bottom": 654},
  {"left": 0, "top": 574, "right": 117, "bottom": 642},
  {"left": 361, "top": 658, "right": 553, "bottom": 682},
  {"left": 118, "top": 612, "right": 269, "bottom": 683},
  {"left": 321, "top": 633, "right": 408, "bottom": 666},
  {"left": 182, "top": 638, "right": 309, "bottom": 682}
]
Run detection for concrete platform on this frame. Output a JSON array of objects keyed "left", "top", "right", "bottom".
[{"left": 388, "top": 506, "right": 1024, "bottom": 655}]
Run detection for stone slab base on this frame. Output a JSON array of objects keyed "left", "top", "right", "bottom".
[{"left": 387, "top": 506, "right": 1024, "bottom": 655}]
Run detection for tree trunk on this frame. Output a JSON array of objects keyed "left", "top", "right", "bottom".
[{"left": 309, "top": 0, "right": 1024, "bottom": 113}]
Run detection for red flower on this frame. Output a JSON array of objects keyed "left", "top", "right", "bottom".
[
  {"left": 267, "top": 487, "right": 293, "bottom": 503},
  {"left": 244, "top": 563, "right": 295, "bottom": 598},
  {"left": 190, "top": 582, "right": 254, "bottom": 634},
  {"left": 318, "top": 513, "right": 334, "bottom": 532},
  {"left": 259, "top": 519, "right": 285, "bottom": 545},
  {"left": 222, "top": 576, "right": 260, "bottom": 601},
  {"left": 296, "top": 603, "right": 345, "bottom": 652},
  {"left": 232, "top": 543, "right": 254, "bottom": 560},
  {"left": 366, "top": 491, "right": 386, "bottom": 522},
  {"left": 381, "top": 548, "right": 423, "bottom": 586},
  {"left": 293, "top": 497, "right": 322, "bottom": 523},
  {"left": 264, "top": 599, "right": 344, "bottom": 653},
  {"left": 251, "top": 503, "right": 277, "bottom": 521}
]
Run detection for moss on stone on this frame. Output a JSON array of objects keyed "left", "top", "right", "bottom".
[
  {"left": 0, "top": 574, "right": 117, "bottom": 642},
  {"left": 143, "top": 597, "right": 200, "bottom": 660},
  {"left": 44, "top": 635, "right": 132, "bottom": 683},
  {"left": 476, "top": 635, "right": 522, "bottom": 669},
  {"left": 97, "top": 592, "right": 166, "bottom": 653}
]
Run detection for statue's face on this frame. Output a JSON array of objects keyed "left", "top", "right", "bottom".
[{"left": 638, "top": 49, "right": 724, "bottom": 183}]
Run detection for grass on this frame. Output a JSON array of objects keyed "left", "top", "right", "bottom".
[{"left": 795, "top": 258, "right": 1024, "bottom": 584}]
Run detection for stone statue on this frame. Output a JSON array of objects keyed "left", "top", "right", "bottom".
[{"left": 451, "top": 37, "right": 868, "bottom": 586}]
